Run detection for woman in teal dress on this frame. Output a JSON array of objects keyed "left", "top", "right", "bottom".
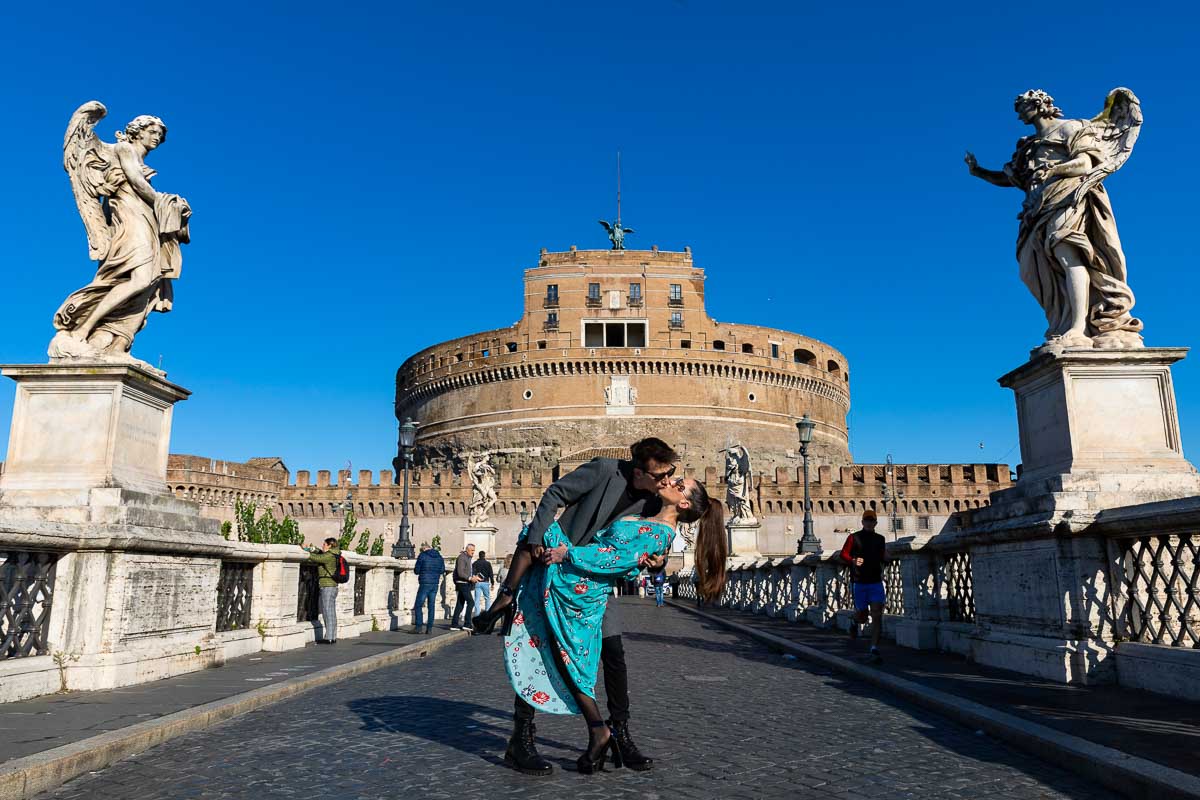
[{"left": 500, "top": 476, "right": 728, "bottom": 773}]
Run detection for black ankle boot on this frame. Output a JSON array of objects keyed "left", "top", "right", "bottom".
[
  {"left": 474, "top": 585, "right": 516, "bottom": 635},
  {"left": 504, "top": 718, "right": 553, "bottom": 776},
  {"left": 609, "top": 719, "right": 653, "bottom": 771}
]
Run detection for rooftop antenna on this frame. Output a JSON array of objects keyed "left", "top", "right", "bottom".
[
  {"left": 598, "top": 151, "right": 634, "bottom": 250},
  {"left": 616, "top": 150, "right": 622, "bottom": 228}
]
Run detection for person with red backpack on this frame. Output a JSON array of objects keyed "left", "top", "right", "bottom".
[{"left": 302, "top": 537, "right": 348, "bottom": 644}]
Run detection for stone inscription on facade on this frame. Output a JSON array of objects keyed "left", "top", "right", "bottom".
[{"left": 120, "top": 556, "right": 217, "bottom": 639}]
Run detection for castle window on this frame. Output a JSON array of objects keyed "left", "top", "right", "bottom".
[
  {"left": 537, "top": 340, "right": 547, "bottom": 349},
  {"left": 629, "top": 283, "right": 643, "bottom": 306},
  {"left": 712, "top": 340, "right": 725, "bottom": 351},
  {"left": 770, "top": 343, "right": 780, "bottom": 359},
  {"left": 544, "top": 312, "right": 559, "bottom": 331},
  {"left": 748, "top": 392, "right": 757, "bottom": 402},
  {"left": 794, "top": 348, "right": 816, "bottom": 366},
  {"left": 544, "top": 284, "right": 559, "bottom": 307},
  {"left": 892, "top": 516, "right": 905, "bottom": 532},
  {"left": 481, "top": 349, "right": 490, "bottom": 358},
  {"left": 506, "top": 341, "right": 518, "bottom": 353},
  {"left": 680, "top": 340, "right": 691, "bottom": 349},
  {"left": 827, "top": 359, "right": 842, "bottom": 376},
  {"left": 455, "top": 352, "right": 464, "bottom": 362},
  {"left": 523, "top": 389, "right": 533, "bottom": 400},
  {"left": 669, "top": 312, "right": 683, "bottom": 329},
  {"left": 918, "top": 516, "right": 931, "bottom": 531},
  {"left": 742, "top": 343, "right": 754, "bottom": 354},
  {"left": 668, "top": 284, "right": 683, "bottom": 306},
  {"left": 587, "top": 283, "right": 601, "bottom": 307},
  {"left": 583, "top": 320, "right": 646, "bottom": 348}
]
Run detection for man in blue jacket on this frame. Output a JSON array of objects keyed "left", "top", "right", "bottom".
[{"left": 412, "top": 543, "right": 446, "bottom": 634}]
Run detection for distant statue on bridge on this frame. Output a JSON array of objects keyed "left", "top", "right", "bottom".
[
  {"left": 467, "top": 453, "right": 498, "bottom": 526},
  {"left": 599, "top": 219, "right": 633, "bottom": 250},
  {"left": 724, "top": 444, "right": 757, "bottom": 526},
  {"left": 51, "top": 101, "right": 192, "bottom": 367},
  {"left": 965, "top": 88, "right": 1144, "bottom": 352}
]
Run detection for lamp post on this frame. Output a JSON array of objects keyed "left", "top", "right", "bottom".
[
  {"left": 882, "top": 453, "right": 905, "bottom": 541},
  {"left": 519, "top": 508, "right": 530, "bottom": 529},
  {"left": 391, "top": 417, "right": 418, "bottom": 559},
  {"left": 795, "top": 414, "right": 822, "bottom": 554}
]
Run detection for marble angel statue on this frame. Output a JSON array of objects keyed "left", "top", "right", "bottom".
[
  {"left": 49, "top": 101, "right": 192, "bottom": 365},
  {"left": 724, "top": 444, "right": 757, "bottom": 526},
  {"left": 965, "top": 88, "right": 1144, "bottom": 351},
  {"left": 467, "top": 453, "right": 498, "bottom": 526}
]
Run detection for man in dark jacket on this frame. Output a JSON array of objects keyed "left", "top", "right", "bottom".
[
  {"left": 451, "top": 544, "right": 480, "bottom": 630},
  {"left": 412, "top": 544, "right": 445, "bottom": 635},
  {"left": 840, "top": 509, "right": 888, "bottom": 663},
  {"left": 501, "top": 437, "right": 676, "bottom": 775}
]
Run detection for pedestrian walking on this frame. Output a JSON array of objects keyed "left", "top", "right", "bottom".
[
  {"left": 301, "top": 537, "right": 343, "bottom": 644},
  {"left": 412, "top": 543, "right": 445, "bottom": 634},
  {"left": 652, "top": 569, "right": 666, "bottom": 607},
  {"left": 473, "top": 549, "right": 494, "bottom": 618},
  {"left": 451, "top": 543, "right": 480, "bottom": 630},
  {"left": 840, "top": 509, "right": 888, "bottom": 663}
]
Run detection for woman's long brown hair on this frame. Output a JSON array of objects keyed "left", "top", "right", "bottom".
[
  {"left": 680, "top": 482, "right": 728, "bottom": 601},
  {"left": 694, "top": 499, "right": 727, "bottom": 601}
]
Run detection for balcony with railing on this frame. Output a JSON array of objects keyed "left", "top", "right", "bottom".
[
  {"left": 542, "top": 295, "right": 559, "bottom": 309},
  {"left": 668, "top": 317, "right": 685, "bottom": 329},
  {"left": 543, "top": 318, "right": 560, "bottom": 332},
  {"left": 627, "top": 295, "right": 644, "bottom": 308},
  {"left": 586, "top": 295, "right": 602, "bottom": 308},
  {"left": 668, "top": 296, "right": 684, "bottom": 307}
]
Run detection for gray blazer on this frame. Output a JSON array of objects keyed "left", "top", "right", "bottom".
[
  {"left": 525, "top": 457, "right": 654, "bottom": 547},
  {"left": 525, "top": 457, "right": 656, "bottom": 639}
]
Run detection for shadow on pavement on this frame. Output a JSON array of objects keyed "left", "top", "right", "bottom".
[
  {"left": 627, "top": 619, "right": 1109, "bottom": 800},
  {"left": 347, "top": 695, "right": 576, "bottom": 764}
]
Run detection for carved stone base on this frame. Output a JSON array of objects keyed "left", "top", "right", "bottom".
[
  {"left": 462, "top": 525, "right": 498, "bottom": 556},
  {"left": 727, "top": 522, "right": 761, "bottom": 557},
  {"left": 981, "top": 347, "right": 1200, "bottom": 524},
  {"left": 0, "top": 363, "right": 190, "bottom": 501}
]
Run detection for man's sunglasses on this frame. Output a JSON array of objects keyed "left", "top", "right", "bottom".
[{"left": 643, "top": 465, "right": 677, "bottom": 482}]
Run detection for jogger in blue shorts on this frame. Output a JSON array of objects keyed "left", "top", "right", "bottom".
[{"left": 840, "top": 509, "right": 888, "bottom": 663}]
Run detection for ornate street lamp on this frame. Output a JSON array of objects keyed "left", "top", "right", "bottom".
[
  {"left": 795, "top": 414, "right": 822, "bottom": 554},
  {"left": 391, "top": 417, "right": 418, "bottom": 559},
  {"left": 519, "top": 508, "right": 530, "bottom": 528}
]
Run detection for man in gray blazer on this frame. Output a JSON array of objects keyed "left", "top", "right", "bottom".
[{"left": 505, "top": 437, "right": 677, "bottom": 775}]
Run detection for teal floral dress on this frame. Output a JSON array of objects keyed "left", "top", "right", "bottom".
[{"left": 504, "top": 517, "right": 675, "bottom": 715}]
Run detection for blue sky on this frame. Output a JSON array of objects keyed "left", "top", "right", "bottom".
[{"left": 1, "top": 1, "right": 1198, "bottom": 476}]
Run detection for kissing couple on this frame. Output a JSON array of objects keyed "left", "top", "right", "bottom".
[{"left": 472, "top": 438, "right": 728, "bottom": 775}]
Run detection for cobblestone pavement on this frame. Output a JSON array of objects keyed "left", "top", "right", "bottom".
[{"left": 38, "top": 601, "right": 1117, "bottom": 799}]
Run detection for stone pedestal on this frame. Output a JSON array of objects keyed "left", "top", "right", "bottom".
[
  {"left": 727, "top": 522, "right": 761, "bottom": 558},
  {"left": 985, "top": 348, "right": 1200, "bottom": 517},
  {"left": 462, "top": 525, "right": 497, "bottom": 556},
  {"left": 0, "top": 363, "right": 190, "bottom": 503}
]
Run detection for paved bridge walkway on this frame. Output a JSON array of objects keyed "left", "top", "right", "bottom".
[{"left": 31, "top": 600, "right": 1116, "bottom": 800}]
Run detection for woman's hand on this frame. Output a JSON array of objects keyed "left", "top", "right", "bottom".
[{"left": 540, "top": 544, "right": 569, "bottom": 565}]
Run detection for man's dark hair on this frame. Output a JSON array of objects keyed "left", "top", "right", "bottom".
[
  {"left": 630, "top": 437, "right": 677, "bottom": 469},
  {"left": 478, "top": 551, "right": 486, "bottom": 558},
  {"left": 324, "top": 537, "right": 337, "bottom": 546}
]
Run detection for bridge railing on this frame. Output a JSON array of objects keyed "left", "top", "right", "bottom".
[{"left": 674, "top": 496, "right": 1200, "bottom": 700}]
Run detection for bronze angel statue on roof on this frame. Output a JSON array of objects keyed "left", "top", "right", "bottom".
[
  {"left": 965, "top": 88, "right": 1144, "bottom": 351},
  {"left": 598, "top": 219, "right": 633, "bottom": 250},
  {"left": 49, "top": 101, "right": 191, "bottom": 366}
]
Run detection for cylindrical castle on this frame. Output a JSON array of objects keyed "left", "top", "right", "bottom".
[{"left": 395, "top": 247, "right": 851, "bottom": 473}]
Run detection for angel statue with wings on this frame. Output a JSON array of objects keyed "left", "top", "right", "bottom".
[
  {"left": 724, "top": 444, "right": 757, "bottom": 526},
  {"left": 467, "top": 453, "right": 498, "bottom": 527},
  {"left": 965, "top": 88, "right": 1144, "bottom": 351},
  {"left": 49, "top": 101, "right": 192, "bottom": 366},
  {"left": 598, "top": 219, "right": 633, "bottom": 251}
]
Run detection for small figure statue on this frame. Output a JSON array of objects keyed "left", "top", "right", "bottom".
[
  {"left": 51, "top": 101, "right": 192, "bottom": 367},
  {"left": 724, "top": 444, "right": 757, "bottom": 526},
  {"left": 627, "top": 386, "right": 638, "bottom": 405},
  {"left": 965, "top": 88, "right": 1144, "bottom": 351},
  {"left": 598, "top": 219, "right": 634, "bottom": 250},
  {"left": 467, "top": 453, "right": 498, "bottom": 527}
]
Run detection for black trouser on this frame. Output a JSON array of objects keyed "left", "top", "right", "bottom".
[
  {"left": 514, "top": 634, "right": 630, "bottom": 723},
  {"left": 451, "top": 583, "right": 474, "bottom": 628}
]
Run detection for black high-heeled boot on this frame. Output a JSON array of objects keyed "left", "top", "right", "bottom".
[
  {"left": 577, "top": 721, "right": 620, "bottom": 774},
  {"left": 504, "top": 718, "right": 553, "bottom": 776},
  {"left": 609, "top": 719, "right": 653, "bottom": 771},
  {"left": 473, "top": 584, "right": 516, "bottom": 635}
]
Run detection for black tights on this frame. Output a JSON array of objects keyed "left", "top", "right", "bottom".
[{"left": 496, "top": 544, "right": 608, "bottom": 748}]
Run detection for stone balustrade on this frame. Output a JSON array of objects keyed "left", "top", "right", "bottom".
[
  {"left": 678, "top": 495, "right": 1200, "bottom": 701},
  {"left": 0, "top": 530, "right": 456, "bottom": 703}
]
